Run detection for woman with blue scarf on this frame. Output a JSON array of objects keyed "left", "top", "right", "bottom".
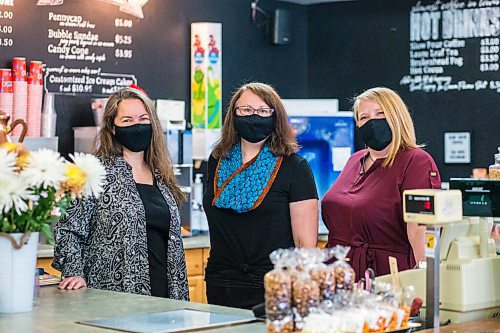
[{"left": 203, "top": 82, "right": 319, "bottom": 309}]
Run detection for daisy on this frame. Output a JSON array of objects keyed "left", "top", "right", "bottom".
[
  {"left": 62, "top": 163, "right": 86, "bottom": 196},
  {"left": 1, "top": 142, "right": 30, "bottom": 170},
  {"left": 69, "top": 153, "right": 106, "bottom": 197},
  {"left": 0, "top": 148, "right": 17, "bottom": 179},
  {"left": 0, "top": 174, "right": 33, "bottom": 215},
  {"left": 21, "top": 149, "right": 66, "bottom": 189}
]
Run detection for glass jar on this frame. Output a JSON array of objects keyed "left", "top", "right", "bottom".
[{"left": 489, "top": 147, "right": 500, "bottom": 180}]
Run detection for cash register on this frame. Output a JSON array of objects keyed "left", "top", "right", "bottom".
[{"left": 377, "top": 179, "right": 500, "bottom": 324}]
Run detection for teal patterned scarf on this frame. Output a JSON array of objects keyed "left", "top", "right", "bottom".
[{"left": 213, "top": 144, "right": 283, "bottom": 213}]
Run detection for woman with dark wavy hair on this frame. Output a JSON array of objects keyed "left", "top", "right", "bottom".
[
  {"left": 204, "top": 82, "right": 319, "bottom": 309},
  {"left": 53, "top": 87, "right": 189, "bottom": 300}
]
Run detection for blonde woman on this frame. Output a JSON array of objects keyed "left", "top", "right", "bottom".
[
  {"left": 322, "top": 87, "right": 441, "bottom": 279},
  {"left": 53, "top": 87, "right": 188, "bottom": 300}
]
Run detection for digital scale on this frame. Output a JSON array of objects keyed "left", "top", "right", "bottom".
[{"left": 377, "top": 179, "right": 500, "bottom": 329}]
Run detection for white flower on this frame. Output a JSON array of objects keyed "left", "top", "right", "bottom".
[
  {"left": 0, "top": 148, "right": 17, "bottom": 179},
  {"left": 0, "top": 174, "right": 34, "bottom": 215},
  {"left": 21, "top": 149, "right": 67, "bottom": 189},
  {"left": 69, "top": 153, "right": 106, "bottom": 197}
]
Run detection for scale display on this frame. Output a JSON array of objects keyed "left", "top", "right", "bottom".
[
  {"left": 449, "top": 178, "right": 500, "bottom": 217},
  {"left": 405, "top": 194, "right": 435, "bottom": 215}
]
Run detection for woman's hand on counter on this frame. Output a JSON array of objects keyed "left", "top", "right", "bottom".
[{"left": 58, "top": 276, "right": 87, "bottom": 290}]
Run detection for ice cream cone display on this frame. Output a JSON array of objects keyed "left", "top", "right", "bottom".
[
  {"left": 12, "top": 57, "right": 28, "bottom": 137},
  {"left": 0, "top": 69, "right": 14, "bottom": 118},
  {"left": 27, "top": 61, "right": 44, "bottom": 137}
]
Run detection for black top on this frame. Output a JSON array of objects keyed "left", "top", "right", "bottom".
[
  {"left": 136, "top": 182, "right": 171, "bottom": 298},
  {"left": 203, "top": 153, "right": 318, "bottom": 288}
]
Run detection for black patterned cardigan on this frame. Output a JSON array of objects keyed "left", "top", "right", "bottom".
[{"left": 52, "top": 155, "right": 189, "bottom": 300}]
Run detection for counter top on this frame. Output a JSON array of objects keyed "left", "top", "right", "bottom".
[
  {"left": 182, "top": 234, "right": 210, "bottom": 250},
  {"left": 0, "top": 286, "right": 264, "bottom": 333},
  {"left": 38, "top": 234, "right": 330, "bottom": 258},
  {"left": 37, "top": 244, "right": 55, "bottom": 258},
  {"left": 419, "top": 318, "right": 500, "bottom": 332},
  {"left": 2, "top": 287, "right": 497, "bottom": 332},
  {"left": 37, "top": 235, "right": 211, "bottom": 259}
]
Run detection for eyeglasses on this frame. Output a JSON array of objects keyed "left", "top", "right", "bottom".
[{"left": 235, "top": 105, "right": 275, "bottom": 117}]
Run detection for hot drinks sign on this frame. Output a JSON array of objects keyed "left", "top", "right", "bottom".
[{"left": 400, "top": 1, "right": 500, "bottom": 93}]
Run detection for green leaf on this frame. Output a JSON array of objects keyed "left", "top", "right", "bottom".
[{"left": 41, "top": 224, "right": 53, "bottom": 244}]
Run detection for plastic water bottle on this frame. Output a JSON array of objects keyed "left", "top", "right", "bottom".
[
  {"left": 193, "top": 174, "right": 203, "bottom": 209},
  {"left": 191, "top": 174, "right": 204, "bottom": 235}
]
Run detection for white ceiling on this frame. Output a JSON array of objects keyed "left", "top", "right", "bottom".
[{"left": 278, "top": 0, "right": 354, "bottom": 4}]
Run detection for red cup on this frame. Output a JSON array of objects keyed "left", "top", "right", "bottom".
[
  {"left": 28, "top": 61, "right": 43, "bottom": 85},
  {"left": 12, "top": 57, "right": 27, "bottom": 82},
  {"left": 0, "top": 69, "right": 13, "bottom": 93}
]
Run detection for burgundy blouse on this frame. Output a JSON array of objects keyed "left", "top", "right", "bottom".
[{"left": 321, "top": 148, "right": 441, "bottom": 279}]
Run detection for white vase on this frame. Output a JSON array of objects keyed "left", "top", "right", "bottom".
[{"left": 0, "top": 232, "right": 39, "bottom": 313}]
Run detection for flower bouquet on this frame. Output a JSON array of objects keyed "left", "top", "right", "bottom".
[{"left": 0, "top": 142, "right": 105, "bottom": 313}]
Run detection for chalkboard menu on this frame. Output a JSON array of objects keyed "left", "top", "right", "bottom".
[
  {"left": 307, "top": 0, "right": 499, "bottom": 180},
  {"left": 0, "top": 0, "right": 310, "bottom": 157},
  {"left": 399, "top": 1, "right": 500, "bottom": 93},
  {"left": 0, "top": 0, "right": 146, "bottom": 95}
]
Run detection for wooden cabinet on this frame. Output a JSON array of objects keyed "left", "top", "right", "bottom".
[
  {"left": 187, "top": 275, "right": 204, "bottom": 303},
  {"left": 36, "top": 236, "right": 323, "bottom": 304},
  {"left": 185, "top": 247, "right": 209, "bottom": 303},
  {"left": 36, "top": 247, "right": 211, "bottom": 303},
  {"left": 37, "top": 258, "right": 60, "bottom": 277},
  {"left": 185, "top": 248, "right": 204, "bottom": 276}
]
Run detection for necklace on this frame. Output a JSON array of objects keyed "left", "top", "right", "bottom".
[{"left": 362, "top": 153, "right": 375, "bottom": 173}]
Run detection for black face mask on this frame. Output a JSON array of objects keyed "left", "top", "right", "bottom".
[
  {"left": 234, "top": 114, "right": 275, "bottom": 143},
  {"left": 114, "top": 123, "right": 152, "bottom": 152},
  {"left": 358, "top": 118, "right": 392, "bottom": 151}
]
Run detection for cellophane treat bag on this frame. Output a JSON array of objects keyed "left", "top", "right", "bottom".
[{"left": 265, "top": 249, "right": 293, "bottom": 333}]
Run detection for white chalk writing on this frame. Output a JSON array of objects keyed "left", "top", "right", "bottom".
[{"left": 401, "top": 1, "right": 500, "bottom": 93}]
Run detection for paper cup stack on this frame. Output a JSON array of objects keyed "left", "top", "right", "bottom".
[
  {"left": 41, "top": 93, "right": 57, "bottom": 138},
  {"left": 0, "top": 69, "right": 13, "bottom": 117},
  {"left": 12, "top": 57, "right": 28, "bottom": 137},
  {"left": 27, "top": 61, "right": 44, "bottom": 137}
]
